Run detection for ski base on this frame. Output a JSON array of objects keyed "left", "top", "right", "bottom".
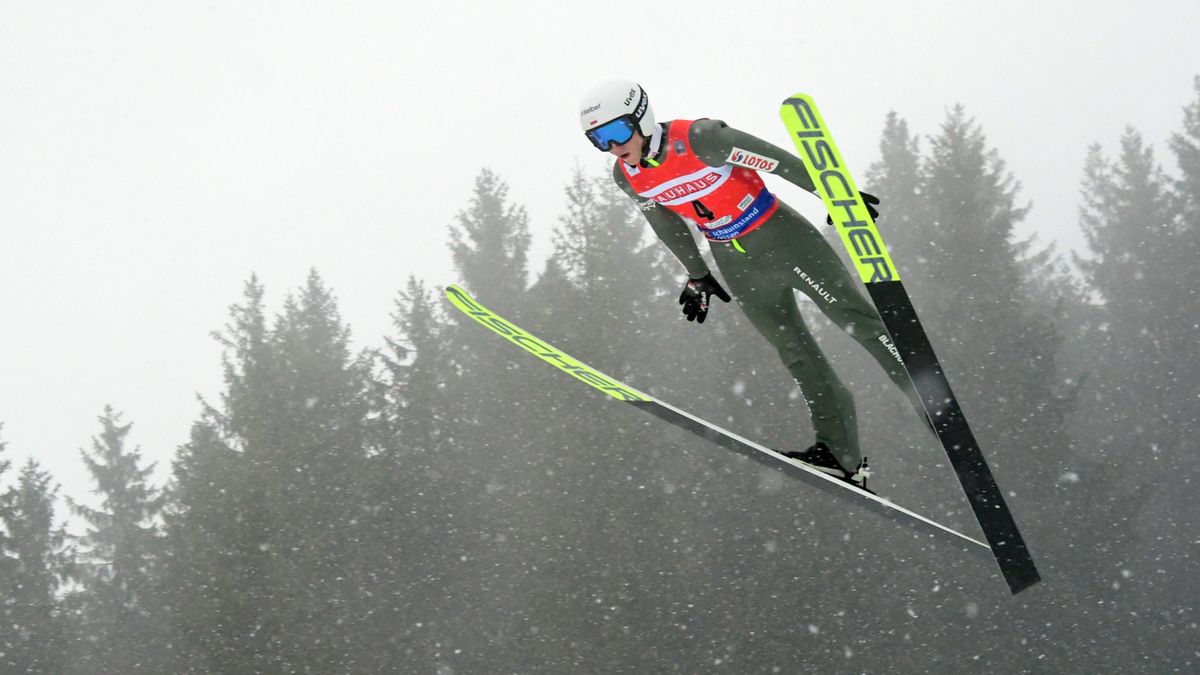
[
  {"left": 629, "top": 398, "right": 988, "bottom": 554},
  {"left": 445, "top": 284, "right": 990, "bottom": 561}
]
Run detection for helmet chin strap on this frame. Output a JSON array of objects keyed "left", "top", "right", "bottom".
[{"left": 640, "top": 124, "right": 664, "bottom": 167}]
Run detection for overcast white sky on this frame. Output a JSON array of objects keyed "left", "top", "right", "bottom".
[{"left": 2, "top": 1, "right": 1197, "bottom": 507}]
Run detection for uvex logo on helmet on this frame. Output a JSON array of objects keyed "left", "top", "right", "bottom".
[{"left": 623, "top": 88, "right": 636, "bottom": 106}]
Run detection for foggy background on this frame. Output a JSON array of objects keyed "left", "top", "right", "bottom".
[{"left": 1, "top": 1, "right": 1198, "bottom": 672}]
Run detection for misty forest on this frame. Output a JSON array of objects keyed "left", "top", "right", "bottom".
[{"left": 2, "top": 79, "right": 1198, "bottom": 673}]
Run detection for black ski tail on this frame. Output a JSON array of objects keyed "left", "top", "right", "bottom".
[{"left": 869, "top": 281, "right": 1040, "bottom": 594}]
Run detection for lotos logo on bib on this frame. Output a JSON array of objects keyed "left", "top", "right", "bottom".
[{"left": 727, "top": 148, "right": 779, "bottom": 172}]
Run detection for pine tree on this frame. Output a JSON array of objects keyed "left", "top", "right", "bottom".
[
  {"left": 872, "top": 106, "right": 1070, "bottom": 470},
  {"left": 69, "top": 407, "right": 166, "bottom": 674},
  {"left": 532, "top": 165, "right": 674, "bottom": 374},
  {"left": 1152, "top": 71, "right": 1200, "bottom": 658},
  {"left": 857, "top": 110, "right": 943, "bottom": 440},
  {"left": 1072, "top": 80, "right": 1200, "bottom": 647},
  {"left": 1168, "top": 76, "right": 1200, "bottom": 236},
  {"left": 866, "top": 112, "right": 927, "bottom": 259},
  {"left": 444, "top": 165, "right": 535, "bottom": 442},
  {"left": 444, "top": 168, "right": 535, "bottom": 434},
  {"left": 449, "top": 168, "right": 532, "bottom": 305},
  {"left": 377, "top": 276, "right": 451, "bottom": 454},
  {"left": 251, "top": 271, "right": 374, "bottom": 671},
  {"left": 158, "top": 415, "right": 264, "bottom": 673},
  {"left": 864, "top": 106, "right": 1075, "bottom": 491},
  {"left": 157, "top": 278, "right": 278, "bottom": 672},
  {"left": 516, "top": 167, "right": 687, "bottom": 665},
  {"left": 356, "top": 275, "right": 461, "bottom": 672},
  {"left": 435, "top": 168, "right": 545, "bottom": 668},
  {"left": 1163, "top": 76, "right": 1200, "bottom": 434},
  {"left": 862, "top": 109, "right": 1083, "bottom": 669},
  {"left": 160, "top": 272, "right": 376, "bottom": 672},
  {"left": 1077, "top": 131, "right": 1180, "bottom": 462},
  {"left": 2, "top": 460, "right": 71, "bottom": 674}
]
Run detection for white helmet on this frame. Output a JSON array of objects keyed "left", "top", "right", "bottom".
[{"left": 578, "top": 78, "right": 656, "bottom": 150}]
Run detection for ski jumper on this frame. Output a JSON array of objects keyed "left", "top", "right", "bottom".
[{"left": 613, "top": 119, "right": 926, "bottom": 469}]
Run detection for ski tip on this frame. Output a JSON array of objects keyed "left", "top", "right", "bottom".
[
  {"left": 444, "top": 284, "right": 487, "bottom": 316},
  {"left": 445, "top": 283, "right": 474, "bottom": 306}
]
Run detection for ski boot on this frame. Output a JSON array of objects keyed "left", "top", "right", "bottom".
[{"left": 782, "top": 443, "right": 875, "bottom": 494}]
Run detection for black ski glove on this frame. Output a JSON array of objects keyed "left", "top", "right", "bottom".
[
  {"left": 678, "top": 273, "right": 731, "bottom": 323},
  {"left": 826, "top": 191, "right": 880, "bottom": 225}
]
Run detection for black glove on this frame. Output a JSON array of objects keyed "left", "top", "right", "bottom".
[
  {"left": 826, "top": 191, "right": 880, "bottom": 225},
  {"left": 678, "top": 273, "right": 731, "bottom": 323}
]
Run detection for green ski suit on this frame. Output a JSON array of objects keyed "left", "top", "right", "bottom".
[{"left": 612, "top": 118, "right": 925, "bottom": 469}]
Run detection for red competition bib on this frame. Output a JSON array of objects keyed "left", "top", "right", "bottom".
[{"left": 620, "top": 119, "right": 778, "bottom": 241}]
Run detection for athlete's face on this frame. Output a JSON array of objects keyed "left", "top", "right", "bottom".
[{"left": 609, "top": 131, "right": 644, "bottom": 166}]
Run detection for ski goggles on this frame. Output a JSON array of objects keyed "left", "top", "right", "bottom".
[{"left": 585, "top": 116, "right": 638, "bottom": 151}]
